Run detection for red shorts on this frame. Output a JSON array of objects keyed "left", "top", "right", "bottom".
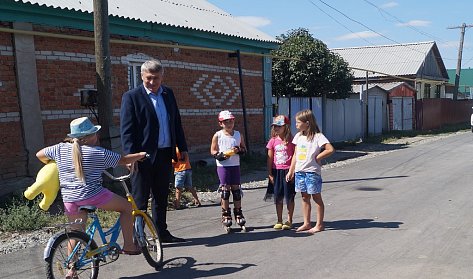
[{"left": 63, "top": 188, "right": 114, "bottom": 215}]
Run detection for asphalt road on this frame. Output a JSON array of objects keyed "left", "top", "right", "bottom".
[{"left": 2, "top": 132, "right": 473, "bottom": 279}]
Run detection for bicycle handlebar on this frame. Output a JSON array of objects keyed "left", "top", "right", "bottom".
[
  {"left": 103, "top": 171, "right": 132, "bottom": 181},
  {"left": 103, "top": 153, "right": 150, "bottom": 181}
]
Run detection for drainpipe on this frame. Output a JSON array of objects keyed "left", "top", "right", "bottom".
[{"left": 229, "top": 50, "right": 250, "bottom": 153}]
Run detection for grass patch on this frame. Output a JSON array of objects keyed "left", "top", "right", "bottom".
[
  {"left": 0, "top": 193, "right": 123, "bottom": 233},
  {"left": 0, "top": 196, "right": 50, "bottom": 232}
]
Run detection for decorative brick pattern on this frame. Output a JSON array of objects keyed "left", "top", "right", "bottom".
[{"left": 0, "top": 25, "right": 267, "bottom": 182}]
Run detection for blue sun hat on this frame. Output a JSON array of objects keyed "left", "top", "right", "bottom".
[{"left": 67, "top": 117, "right": 101, "bottom": 138}]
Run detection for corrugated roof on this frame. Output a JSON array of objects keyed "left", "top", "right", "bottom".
[
  {"left": 351, "top": 82, "right": 415, "bottom": 93},
  {"left": 15, "top": 0, "right": 278, "bottom": 43},
  {"left": 331, "top": 41, "right": 436, "bottom": 79}
]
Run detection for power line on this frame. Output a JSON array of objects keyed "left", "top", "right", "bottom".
[
  {"left": 307, "top": 0, "right": 376, "bottom": 46},
  {"left": 310, "top": 0, "right": 434, "bottom": 65},
  {"left": 362, "top": 0, "right": 470, "bottom": 66},
  {"left": 362, "top": 0, "right": 444, "bottom": 43},
  {"left": 447, "top": 23, "right": 473, "bottom": 100}
]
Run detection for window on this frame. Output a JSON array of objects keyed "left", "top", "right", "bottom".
[
  {"left": 128, "top": 64, "right": 142, "bottom": 90},
  {"left": 423, "top": 83, "right": 431, "bottom": 99},
  {"left": 435, "top": 85, "right": 441, "bottom": 98}
]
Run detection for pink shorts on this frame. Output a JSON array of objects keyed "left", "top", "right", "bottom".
[{"left": 63, "top": 188, "right": 114, "bottom": 215}]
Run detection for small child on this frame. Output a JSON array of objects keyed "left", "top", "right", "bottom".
[
  {"left": 172, "top": 147, "right": 201, "bottom": 209},
  {"left": 36, "top": 117, "right": 147, "bottom": 256},
  {"left": 286, "top": 109, "right": 334, "bottom": 234},
  {"left": 210, "top": 110, "right": 247, "bottom": 229},
  {"left": 264, "top": 115, "right": 296, "bottom": 230},
  {"left": 265, "top": 115, "right": 296, "bottom": 230}
]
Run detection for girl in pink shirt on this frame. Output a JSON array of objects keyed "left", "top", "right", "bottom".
[{"left": 265, "top": 115, "right": 295, "bottom": 230}]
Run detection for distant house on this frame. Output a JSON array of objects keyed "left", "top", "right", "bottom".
[
  {"left": 332, "top": 41, "right": 450, "bottom": 100},
  {"left": 0, "top": 0, "right": 279, "bottom": 186},
  {"left": 446, "top": 68, "right": 473, "bottom": 99}
]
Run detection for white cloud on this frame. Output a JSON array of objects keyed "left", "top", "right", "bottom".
[
  {"left": 335, "top": 31, "right": 381, "bottom": 41},
  {"left": 381, "top": 1, "right": 398, "bottom": 8},
  {"left": 235, "top": 16, "right": 271, "bottom": 28},
  {"left": 396, "top": 20, "right": 431, "bottom": 27}
]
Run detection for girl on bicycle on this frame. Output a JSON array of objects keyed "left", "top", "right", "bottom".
[{"left": 36, "top": 117, "right": 147, "bottom": 255}]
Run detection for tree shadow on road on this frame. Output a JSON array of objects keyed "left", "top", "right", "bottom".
[
  {"left": 323, "top": 218, "right": 403, "bottom": 231},
  {"left": 119, "top": 256, "right": 256, "bottom": 279}
]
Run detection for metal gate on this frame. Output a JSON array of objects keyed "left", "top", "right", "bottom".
[
  {"left": 392, "top": 97, "right": 413, "bottom": 130},
  {"left": 368, "top": 96, "right": 383, "bottom": 135}
]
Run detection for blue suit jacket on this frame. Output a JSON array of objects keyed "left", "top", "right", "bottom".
[{"left": 120, "top": 84, "right": 188, "bottom": 162}]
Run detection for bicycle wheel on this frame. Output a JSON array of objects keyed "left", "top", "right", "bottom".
[
  {"left": 134, "top": 213, "right": 163, "bottom": 268},
  {"left": 45, "top": 231, "right": 99, "bottom": 279}
]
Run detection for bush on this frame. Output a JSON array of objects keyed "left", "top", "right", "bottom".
[{"left": 0, "top": 197, "right": 50, "bottom": 232}]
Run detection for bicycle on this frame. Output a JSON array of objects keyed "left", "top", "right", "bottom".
[{"left": 43, "top": 168, "right": 163, "bottom": 279}]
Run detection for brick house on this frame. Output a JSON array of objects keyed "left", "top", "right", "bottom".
[{"left": 0, "top": 0, "right": 279, "bottom": 189}]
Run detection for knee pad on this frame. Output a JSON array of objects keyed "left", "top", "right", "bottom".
[
  {"left": 231, "top": 189, "right": 242, "bottom": 201},
  {"left": 221, "top": 189, "right": 231, "bottom": 200}
]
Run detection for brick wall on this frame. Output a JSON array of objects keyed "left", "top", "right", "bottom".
[
  {"left": 0, "top": 23, "right": 265, "bottom": 181},
  {"left": 0, "top": 23, "right": 27, "bottom": 180}
]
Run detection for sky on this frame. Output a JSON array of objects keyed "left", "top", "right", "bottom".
[{"left": 207, "top": 0, "right": 473, "bottom": 70}]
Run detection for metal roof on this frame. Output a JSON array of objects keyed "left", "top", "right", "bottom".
[
  {"left": 331, "top": 41, "right": 438, "bottom": 79},
  {"left": 15, "top": 0, "right": 278, "bottom": 43},
  {"left": 351, "top": 82, "right": 416, "bottom": 93}
]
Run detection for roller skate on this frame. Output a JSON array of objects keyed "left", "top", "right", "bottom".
[
  {"left": 221, "top": 208, "right": 232, "bottom": 233},
  {"left": 234, "top": 208, "right": 247, "bottom": 232}
]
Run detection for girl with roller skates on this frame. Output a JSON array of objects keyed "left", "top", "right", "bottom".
[
  {"left": 265, "top": 115, "right": 296, "bottom": 230},
  {"left": 210, "top": 110, "right": 247, "bottom": 233}
]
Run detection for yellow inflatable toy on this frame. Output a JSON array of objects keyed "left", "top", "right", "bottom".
[
  {"left": 223, "top": 148, "right": 237, "bottom": 157},
  {"left": 24, "top": 161, "right": 60, "bottom": 211}
]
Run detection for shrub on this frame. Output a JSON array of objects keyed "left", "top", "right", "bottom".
[{"left": 0, "top": 197, "right": 50, "bottom": 232}]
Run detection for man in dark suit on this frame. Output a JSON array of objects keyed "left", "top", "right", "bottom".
[{"left": 120, "top": 59, "right": 187, "bottom": 243}]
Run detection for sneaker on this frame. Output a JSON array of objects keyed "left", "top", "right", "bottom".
[
  {"left": 282, "top": 221, "right": 292, "bottom": 230},
  {"left": 273, "top": 222, "right": 283, "bottom": 230}
]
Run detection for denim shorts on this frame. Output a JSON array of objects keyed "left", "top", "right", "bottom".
[
  {"left": 175, "top": 169, "right": 192, "bottom": 189},
  {"left": 295, "top": 172, "right": 322, "bottom": 194}
]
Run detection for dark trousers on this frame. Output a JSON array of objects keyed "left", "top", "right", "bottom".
[{"left": 131, "top": 147, "right": 172, "bottom": 236}]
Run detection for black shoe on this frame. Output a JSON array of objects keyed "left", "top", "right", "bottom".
[{"left": 161, "top": 233, "right": 186, "bottom": 243}]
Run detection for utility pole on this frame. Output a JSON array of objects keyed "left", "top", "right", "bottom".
[
  {"left": 448, "top": 23, "right": 473, "bottom": 100},
  {"left": 93, "top": 0, "right": 113, "bottom": 150}
]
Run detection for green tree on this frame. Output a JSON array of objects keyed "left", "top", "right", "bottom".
[{"left": 272, "top": 28, "right": 353, "bottom": 99}]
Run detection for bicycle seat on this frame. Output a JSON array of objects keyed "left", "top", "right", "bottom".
[{"left": 79, "top": 205, "right": 97, "bottom": 213}]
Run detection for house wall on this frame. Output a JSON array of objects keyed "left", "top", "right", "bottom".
[
  {"left": 0, "top": 22, "right": 265, "bottom": 183},
  {"left": 0, "top": 22, "right": 26, "bottom": 180}
]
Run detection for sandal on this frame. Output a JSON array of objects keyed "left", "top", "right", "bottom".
[
  {"left": 282, "top": 221, "right": 292, "bottom": 230},
  {"left": 187, "top": 201, "right": 201, "bottom": 208},
  {"left": 65, "top": 269, "right": 78, "bottom": 279},
  {"left": 273, "top": 222, "right": 283, "bottom": 230},
  {"left": 120, "top": 249, "right": 142, "bottom": 255}
]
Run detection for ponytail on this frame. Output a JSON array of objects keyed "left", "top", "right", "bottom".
[{"left": 72, "top": 138, "right": 85, "bottom": 182}]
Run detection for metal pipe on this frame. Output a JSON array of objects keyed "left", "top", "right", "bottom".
[{"left": 229, "top": 50, "right": 250, "bottom": 153}]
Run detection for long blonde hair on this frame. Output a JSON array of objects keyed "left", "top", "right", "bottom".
[
  {"left": 64, "top": 134, "right": 94, "bottom": 182},
  {"left": 295, "top": 109, "right": 320, "bottom": 141}
]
